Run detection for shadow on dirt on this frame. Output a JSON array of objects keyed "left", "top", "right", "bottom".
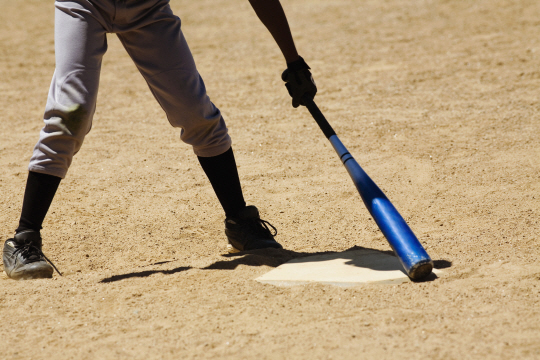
[
  {"left": 205, "top": 246, "right": 452, "bottom": 270},
  {"left": 433, "top": 259, "right": 452, "bottom": 269},
  {"left": 100, "top": 266, "right": 192, "bottom": 283},
  {"left": 99, "top": 246, "right": 452, "bottom": 284},
  {"left": 202, "top": 248, "right": 321, "bottom": 270}
]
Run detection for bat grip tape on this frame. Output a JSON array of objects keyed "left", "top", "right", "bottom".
[{"left": 303, "top": 96, "right": 336, "bottom": 139}]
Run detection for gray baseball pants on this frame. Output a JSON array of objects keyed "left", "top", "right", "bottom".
[{"left": 29, "top": 0, "right": 232, "bottom": 179}]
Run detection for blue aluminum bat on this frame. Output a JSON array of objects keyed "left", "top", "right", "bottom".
[{"left": 302, "top": 96, "right": 433, "bottom": 280}]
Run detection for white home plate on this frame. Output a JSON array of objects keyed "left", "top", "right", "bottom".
[{"left": 256, "top": 249, "right": 441, "bottom": 286}]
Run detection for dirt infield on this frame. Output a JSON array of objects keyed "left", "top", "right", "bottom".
[{"left": 1, "top": 0, "right": 539, "bottom": 358}]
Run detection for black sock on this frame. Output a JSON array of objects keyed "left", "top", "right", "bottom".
[
  {"left": 197, "top": 147, "right": 246, "bottom": 218},
  {"left": 16, "top": 171, "right": 62, "bottom": 233}
]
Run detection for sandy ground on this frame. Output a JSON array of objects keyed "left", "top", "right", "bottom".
[{"left": 1, "top": 0, "right": 540, "bottom": 358}]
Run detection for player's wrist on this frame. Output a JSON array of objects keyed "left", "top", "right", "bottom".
[
  {"left": 284, "top": 54, "right": 300, "bottom": 65},
  {"left": 286, "top": 56, "right": 309, "bottom": 71}
]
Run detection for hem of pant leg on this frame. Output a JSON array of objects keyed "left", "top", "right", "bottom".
[
  {"left": 193, "top": 139, "right": 233, "bottom": 158},
  {"left": 28, "top": 166, "right": 66, "bottom": 180}
]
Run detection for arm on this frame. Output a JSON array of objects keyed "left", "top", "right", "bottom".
[
  {"left": 248, "top": 0, "right": 299, "bottom": 63},
  {"left": 249, "top": 0, "right": 316, "bottom": 107}
]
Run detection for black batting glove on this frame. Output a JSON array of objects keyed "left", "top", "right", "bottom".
[{"left": 281, "top": 56, "right": 317, "bottom": 108}]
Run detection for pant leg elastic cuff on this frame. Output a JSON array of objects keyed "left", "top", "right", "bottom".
[{"left": 27, "top": 166, "right": 67, "bottom": 180}]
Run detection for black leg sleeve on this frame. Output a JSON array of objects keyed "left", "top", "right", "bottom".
[
  {"left": 197, "top": 147, "right": 246, "bottom": 218},
  {"left": 16, "top": 171, "right": 61, "bottom": 233}
]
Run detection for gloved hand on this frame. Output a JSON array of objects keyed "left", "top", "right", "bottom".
[{"left": 281, "top": 56, "right": 317, "bottom": 108}]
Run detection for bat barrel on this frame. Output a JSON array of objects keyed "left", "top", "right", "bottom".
[{"left": 328, "top": 135, "right": 433, "bottom": 280}]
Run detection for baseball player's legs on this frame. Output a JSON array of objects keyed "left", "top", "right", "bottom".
[
  {"left": 115, "top": 2, "right": 280, "bottom": 251},
  {"left": 114, "top": 2, "right": 244, "bottom": 212},
  {"left": 28, "top": 0, "right": 109, "bottom": 179},
  {"left": 4, "top": 0, "right": 281, "bottom": 281},
  {"left": 115, "top": 2, "right": 231, "bottom": 157},
  {"left": 3, "top": 1, "right": 111, "bottom": 280}
]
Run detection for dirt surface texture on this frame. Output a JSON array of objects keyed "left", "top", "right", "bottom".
[{"left": 1, "top": 0, "right": 539, "bottom": 359}]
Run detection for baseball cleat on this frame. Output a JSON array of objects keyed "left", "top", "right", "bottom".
[
  {"left": 2, "top": 230, "right": 61, "bottom": 280},
  {"left": 225, "top": 206, "right": 282, "bottom": 253}
]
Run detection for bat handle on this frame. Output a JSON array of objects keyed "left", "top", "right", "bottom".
[{"left": 302, "top": 96, "right": 336, "bottom": 139}]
